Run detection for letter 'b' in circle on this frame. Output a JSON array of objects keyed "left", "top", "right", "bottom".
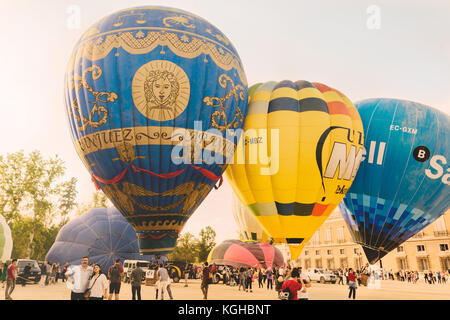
[{"left": 413, "top": 146, "right": 431, "bottom": 162}]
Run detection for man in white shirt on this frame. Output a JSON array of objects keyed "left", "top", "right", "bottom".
[
  {"left": 298, "top": 267, "right": 311, "bottom": 300},
  {"left": 65, "top": 256, "right": 93, "bottom": 300}
]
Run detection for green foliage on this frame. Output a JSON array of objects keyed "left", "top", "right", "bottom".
[
  {"left": 0, "top": 150, "right": 78, "bottom": 260},
  {"left": 197, "top": 226, "right": 216, "bottom": 263},
  {"left": 168, "top": 226, "right": 216, "bottom": 263},
  {"left": 167, "top": 232, "right": 198, "bottom": 263}
]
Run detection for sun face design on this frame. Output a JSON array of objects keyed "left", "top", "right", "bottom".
[{"left": 132, "top": 60, "right": 190, "bottom": 121}]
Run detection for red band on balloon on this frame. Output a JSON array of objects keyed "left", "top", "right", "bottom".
[
  {"left": 138, "top": 232, "right": 179, "bottom": 240},
  {"left": 91, "top": 164, "right": 223, "bottom": 189}
]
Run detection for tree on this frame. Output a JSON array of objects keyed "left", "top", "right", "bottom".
[
  {"left": 75, "top": 190, "right": 111, "bottom": 217},
  {"left": 167, "top": 232, "right": 198, "bottom": 263},
  {"left": 197, "top": 226, "right": 216, "bottom": 263},
  {"left": 0, "top": 150, "right": 78, "bottom": 260}
]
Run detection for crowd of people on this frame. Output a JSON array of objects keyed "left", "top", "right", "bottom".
[{"left": 2, "top": 257, "right": 449, "bottom": 300}]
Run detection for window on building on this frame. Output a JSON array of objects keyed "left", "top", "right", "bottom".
[
  {"left": 433, "top": 216, "right": 447, "bottom": 236},
  {"left": 417, "top": 245, "right": 426, "bottom": 252},
  {"left": 312, "top": 231, "right": 320, "bottom": 245},
  {"left": 327, "top": 258, "right": 335, "bottom": 270},
  {"left": 340, "top": 248, "right": 345, "bottom": 255},
  {"left": 353, "top": 248, "right": 360, "bottom": 255},
  {"left": 315, "top": 259, "right": 322, "bottom": 268},
  {"left": 340, "top": 257, "right": 348, "bottom": 269},
  {"left": 304, "top": 250, "right": 309, "bottom": 256},
  {"left": 251, "top": 232, "right": 257, "bottom": 241},
  {"left": 441, "top": 257, "right": 450, "bottom": 271},
  {"left": 337, "top": 227, "right": 345, "bottom": 243},
  {"left": 315, "top": 250, "right": 320, "bottom": 256},
  {"left": 325, "top": 228, "right": 331, "bottom": 243},
  {"left": 305, "top": 259, "right": 311, "bottom": 269},
  {"left": 417, "top": 257, "right": 429, "bottom": 271},
  {"left": 397, "top": 246, "right": 404, "bottom": 253},
  {"left": 397, "top": 257, "right": 408, "bottom": 270},
  {"left": 327, "top": 249, "right": 332, "bottom": 255},
  {"left": 439, "top": 244, "right": 449, "bottom": 252}
]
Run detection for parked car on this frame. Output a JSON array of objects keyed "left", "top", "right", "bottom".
[
  {"left": 16, "top": 259, "right": 41, "bottom": 284},
  {"left": 305, "top": 268, "right": 337, "bottom": 284},
  {"left": 122, "top": 260, "right": 150, "bottom": 283}
]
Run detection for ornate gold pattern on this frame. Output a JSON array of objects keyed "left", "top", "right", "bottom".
[
  {"left": 132, "top": 60, "right": 190, "bottom": 121},
  {"left": 68, "top": 29, "right": 247, "bottom": 86},
  {"left": 205, "top": 28, "right": 230, "bottom": 45},
  {"left": 68, "top": 66, "right": 118, "bottom": 132},
  {"left": 112, "top": 10, "right": 147, "bottom": 27},
  {"left": 203, "top": 74, "right": 245, "bottom": 131},
  {"left": 102, "top": 181, "right": 212, "bottom": 217},
  {"left": 73, "top": 126, "right": 236, "bottom": 160},
  {"left": 163, "top": 15, "right": 195, "bottom": 28}
]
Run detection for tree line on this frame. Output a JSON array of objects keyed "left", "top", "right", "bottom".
[
  {"left": 0, "top": 150, "right": 217, "bottom": 263},
  {"left": 0, "top": 150, "right": 109, "bottom": 260}
]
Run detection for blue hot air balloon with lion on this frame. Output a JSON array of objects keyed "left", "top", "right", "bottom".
[{"left": 64, "top": 6, "right": 248, "bottom": 256}]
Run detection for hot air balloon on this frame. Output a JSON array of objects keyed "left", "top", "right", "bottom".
[
  {"left": 208, "top": 240, "right": 285, "bottom": 269},
  {"left": 64, "top": 6, "right": 248, "bottom": 256},
  {"left": 226, "top": 81, "right": 364, "bottom": 259},
  {"left": 0, "top": 214, "right": 12, "bottom": 262},
  {"left": 339, "top": 98, "right": 450, "bottom": 264},
  {"left": 46, "top": 208, "right": 153, "bottom": 271},
  {"left": 232, "top": 195, "right": 271, "bottom": 242}
]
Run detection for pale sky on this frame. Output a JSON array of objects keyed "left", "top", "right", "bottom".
[{"left": 0, "top": 0, "right": 449, "bottom": 244}]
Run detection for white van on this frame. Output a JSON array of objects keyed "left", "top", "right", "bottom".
[{"left": 122, "top": 260, "right": 150, "bottom": 283}]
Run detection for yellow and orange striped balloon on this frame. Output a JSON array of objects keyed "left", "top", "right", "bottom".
[{"left": 225, "top": 80, "right": 364, "bottom": 259}]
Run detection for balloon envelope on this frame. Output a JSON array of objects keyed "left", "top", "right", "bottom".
[
  {"left": 226, "top": 80, "right": 364, "bottom": 259},
  {"left": 232, "top": 195, "right": 270, "bottom": 242},
  {"left": 0, "top": 214, "right": 12, "bottom": 262},
  {"left": 339, "top": 98, "right": 450, "bottom": 264},
  {"left": 208, "top": 240, "right": 284, "bottom": 269},
  {"left": 46, "top": 208, "right": 151, "bottom": 271},
  {"left": 64, "top": 6, "right": 248, "bottom": 255}
]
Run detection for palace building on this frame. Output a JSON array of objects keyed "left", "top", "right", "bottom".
[{"left": 293, "top": 209, "right": 450, "bottom": 272}]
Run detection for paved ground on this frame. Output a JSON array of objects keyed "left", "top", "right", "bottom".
[{"left": 3, "top": 278, "right": 449, "bottom": 300}]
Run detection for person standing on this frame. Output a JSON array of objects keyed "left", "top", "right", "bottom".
[
  {"left": 280, "top": 268, "right": 305, "bottom": 300},
  {"left": 130, "top": 264, "right": 144, "bottom": 300},
  {"left": 87, "top": 264, "right": 108, "bottom": 300},
  {"left": 338, "top": 269, "right": 344, "bottom": 285},
  {"left": 1, "top": 261, "right": 7, "bottom": 288},
  {"left": 22, "top": 263, "right": 32, "bottom": 287},
  {"left": 45, "top": 261, "right": 52, "bottom": 286},
  {"left": 39, "top": 261, "right": 47, "bottom": 287},
  {"left": 347, "top": 268, "right": 357, "bottom": 300},
  {"left": 245, "top": 268, "right": 253, "bottom": 293},
  {"left": 5, "top": 259, "right": 17, "bottom": 300},
  {"left": 65, "top": 256, "right": 93, "bottom": 300},
  {"left": 258, "top": 269, "right": 263, "bottom": 288},
  {"left": 238, "top": 267, "right": 245, "bottom": 291},
  {"left": 156, "top": 264, "right": 170, "bottom": 300},
  {"left": 184, "top": 263, "right": 189, "bottom": 287},
  {"left": 266, "top": 268, "right": 273, "bottom": 290},
  {"left": 200, "top": 262, "right": 210, "bottom": 300},
  {"left": 298, "top": 267, "right": 311, "bottom": 300},
  {"left": 107, "top": 259, "right": 124, "bottom": 300}
]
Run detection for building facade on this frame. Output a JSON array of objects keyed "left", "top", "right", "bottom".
[{"left": 295, "top": 209, "right": 450, "bottom": 272}]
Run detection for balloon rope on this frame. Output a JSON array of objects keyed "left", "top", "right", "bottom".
[{"left": 90, "top": 164, "right": 223, "bottom": 188}]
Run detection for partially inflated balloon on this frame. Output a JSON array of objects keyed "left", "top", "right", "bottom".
[
  {"left": 0, "top": 214, "right": 12, "bottom": 262},
  {"left": 46, "top": 208, "right": 152, "bottom": 271},
  {"left": 64, "top": 6, "right": 248, "bottom": 255},
  {"left": 208, "top": 240, "right": 285, "bottom": 269},
  {"left": 339, "top": 98, "right": 450, "bottom": 264},
  {"left": 226, "top": 81, "right": 364, "bottom": 259},
  {"left": 232, "top": 194, "right": 270, "bottom": 242}
]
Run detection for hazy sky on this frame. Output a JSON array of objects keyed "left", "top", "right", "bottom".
[{"left": 0, "top": 0, "right": 449, "bottom": 243}]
